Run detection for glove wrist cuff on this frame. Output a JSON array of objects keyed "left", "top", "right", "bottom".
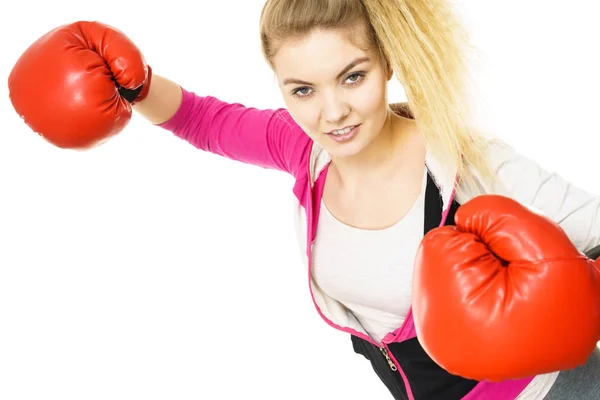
[{"left": 133, "top": 65, "right": 152, "bottom": 104}]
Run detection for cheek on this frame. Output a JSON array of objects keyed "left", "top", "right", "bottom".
[
  {"left": 284, "top": 102, "right": 321, "bottom": 139},
  {"left": 351, "top": 76, "right": 388, "bottom": 120}
]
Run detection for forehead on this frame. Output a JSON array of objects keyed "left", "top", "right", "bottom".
[{"left": 273, "top": 28, "right": 374, "bottom": 80}]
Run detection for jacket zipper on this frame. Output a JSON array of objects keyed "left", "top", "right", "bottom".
[
  {"left": 381, "top": 340, "right": 415, "bottom": 400},
  {"left": 379, "top": 345, "right": 398, "bottom": 371}
]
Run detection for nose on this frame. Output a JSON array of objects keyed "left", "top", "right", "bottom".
[{"left": 321, "top": 91, "right": 350, "bottom": 126}]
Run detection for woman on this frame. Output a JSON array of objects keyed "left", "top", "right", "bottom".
[
  {"left": 8, "top": 0, "right": 600, "bottom": 398},
  {"left": 132, "top": 1, "right": 600, "bottom": 398}
]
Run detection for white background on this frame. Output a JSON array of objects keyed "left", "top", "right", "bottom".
[{"left": 1, "top": 1, "right": 600, "bottom": 399}]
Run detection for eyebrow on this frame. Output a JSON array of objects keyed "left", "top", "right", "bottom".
[{"left": 283, "top": 56, "right": 371, "bottom": 86}]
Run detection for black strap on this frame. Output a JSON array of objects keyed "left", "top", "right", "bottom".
[{"left": 423, "top": 171, "right": 459, "bottom": 234}]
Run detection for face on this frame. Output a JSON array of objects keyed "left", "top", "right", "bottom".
[{"left": 272, "top": 27, "right": 392, "bottom": 159}]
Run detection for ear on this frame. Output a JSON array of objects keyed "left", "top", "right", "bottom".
[{"left": 386, "top": 61, "right": 393, "bottom": 81}]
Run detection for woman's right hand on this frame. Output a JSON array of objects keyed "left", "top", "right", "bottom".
[{"left": 8, "top": 21, "right": 156, "bottom": 150}]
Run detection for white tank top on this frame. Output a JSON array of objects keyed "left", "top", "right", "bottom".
[{"left": 311, "top": 171, "right": 427, "bottom": 342}]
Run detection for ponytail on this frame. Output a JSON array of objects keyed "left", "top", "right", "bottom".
[{"left": 361, "top": 0, "right": 496, "bottom": 190}]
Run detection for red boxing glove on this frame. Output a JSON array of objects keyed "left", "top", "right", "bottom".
[
  {"left": 8, "top": 21, "right": 151, "bottom": 149},
  {"left": 412, "top": 194, "right": 600, "bottom": 382}
]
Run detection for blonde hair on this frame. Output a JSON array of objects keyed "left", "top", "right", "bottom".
[{"left": 259, "top": 0, "right": 497, "bottom": 191}]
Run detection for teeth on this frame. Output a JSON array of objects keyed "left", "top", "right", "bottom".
[{"left": 330, "top": 126, "right": 355, "bottom": 135}]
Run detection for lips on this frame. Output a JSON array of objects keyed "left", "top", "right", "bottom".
[
  {"left": 327, "top": 125, "right": 358, "bottom": 135},
  {"left": 326, "top": 124, "right": 360, "bottom": 143}
]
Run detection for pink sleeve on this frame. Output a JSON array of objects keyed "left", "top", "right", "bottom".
[{"left": 157, "top": 87, "right": 311, "bottom": 178}]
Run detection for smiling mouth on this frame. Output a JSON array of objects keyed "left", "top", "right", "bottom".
[
  {"left": 325, "top": 124, "right": 360, "bottom": 142},
  {"left": 327, "top": 125, "right": 359, "bottom": 136}
]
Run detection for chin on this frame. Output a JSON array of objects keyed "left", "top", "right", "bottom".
[{"left": 323, "top": 139, "right": 370, "bottom": 159}]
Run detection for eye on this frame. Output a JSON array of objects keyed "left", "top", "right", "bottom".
[
  {"left": 291, "top": 87, "right": 313, "bottom": 98},
  {"left": 345, "top": 72, "right": 365, "bottom": 85}
]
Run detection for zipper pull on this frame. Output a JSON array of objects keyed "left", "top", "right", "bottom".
[{"left": 380, "top": 346, "right": 398, "bottom": 371}]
